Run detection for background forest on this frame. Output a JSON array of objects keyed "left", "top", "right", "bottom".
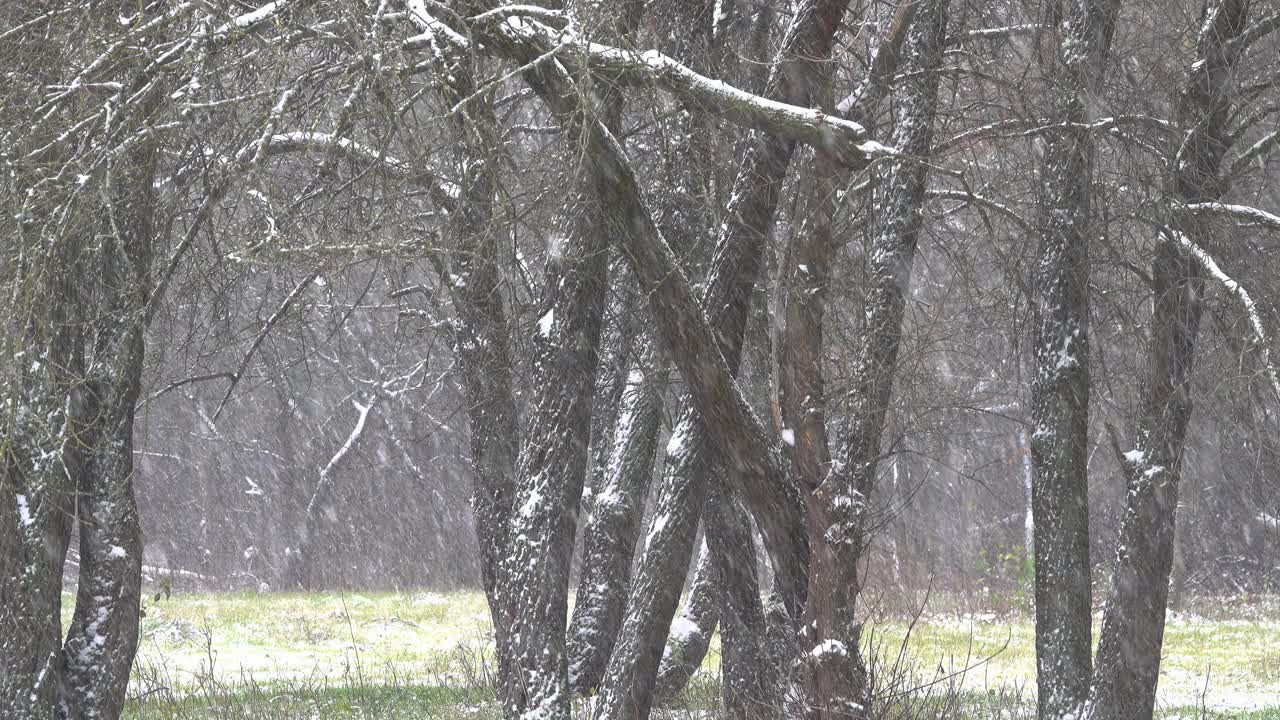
[{"left": 3, "top": 0, "right": 1279, "bottom": 719}]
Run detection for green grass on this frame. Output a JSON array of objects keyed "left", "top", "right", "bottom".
[
  {"left": 121, "top": 591, "right": 496, "bottom": 688},
  {"left": 71, "top": 590, "right": 1279, "bottom": 718},
  {"left": 862, "top": 612, "right": 1280, "bottom": 708}
]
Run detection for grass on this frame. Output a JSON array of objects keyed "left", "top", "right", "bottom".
[{"left": 69, "top": 590, "right": 1279, "bottom": 718}]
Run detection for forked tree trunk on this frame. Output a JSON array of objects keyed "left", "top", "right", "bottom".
[
  {"left": 1027, "top": 1, "right": 1121, "bottom": 717},
  {"left": 592, "top": 403, "right": 718, "bottom": 720},
  {"left": 2, "top": 51, "right": 157, "bottom": 716},
  {"left": 1087, "top": 2, "right": 1248, "bottom": 718},
  {"left": 497, "top": 4, "right": 645, "bottom": 716},
  {"left": 1, "top": 8, "right": 93, "bottom": 715},
  {"left": 54, "top": 100, "right": 158, "bottom": 720},
  {"left": 569, "top": 4, "right": 720, "bottom": 695}
]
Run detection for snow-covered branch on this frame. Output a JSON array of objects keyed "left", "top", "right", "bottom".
[
  {"left": 399, "top": 10, "right": 891, "bottom": 167},
  {"left": 578, "top": 41, "right": 890, "bottom": 165},
  {"left": 308, "top": 397, "right": 378, "bottom": 516},
  {"left": 1172, "top": 229, "right": 1280, "bottom": 402},
  {"left": 936, "top": 114, "right": 1175, "bottom": 153},
  {"left": 1183, "top": 202, "right": 1280, "bottom": 231},
  {"left": 956, "top": 23, "right": 1045, "bottom": 43},
  {"left": 237, "top": 131, "right": 458, "bottom": 206},
  {"left": 207, "top": 0, "right": 295, "bottom": 37},
  {"left": 928, "top": 188, "right": 1030, "bottom": 230},
  {"left": 1231, "top": 127, "right": 1280, "bottom": 176}
]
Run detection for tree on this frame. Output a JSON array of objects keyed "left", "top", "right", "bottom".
[{"left": 1027, "top": 1, "right": 1122, "bottom": 717}]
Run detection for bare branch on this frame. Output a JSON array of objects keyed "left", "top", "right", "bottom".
[{"left": 213, "top": 271, "right": 319, "bottom": 420}]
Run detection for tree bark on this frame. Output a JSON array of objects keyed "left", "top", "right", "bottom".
[
  {"left": 1, "top": 224, "right": 84, "bottom": 720},
  {"left": 568, "top": 4, "right": 718, "bottom": 696},
  {"left": 57, "top": 78, "right": 159, "bottom": 717},
  {"left": 1, "top": 9, "right": 91, "bottom": 714},
  {"left": 1087, "top": 2, "right": 1248, "bottom": 718},
  {"left": 704, "top": 474, "right": 773, "bottom": 720},
  {"left": 591, "top": 403, "right": 718, "bottom": 720},
  {"left": 589, "top": 3, "right": 861, "bottom": 715},
  {"left": 1027, "top": 1, "right": 1121, "bottom": 717}
]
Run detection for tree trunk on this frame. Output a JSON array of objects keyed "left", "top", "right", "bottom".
[
  {"left": 1, "top": 228, "right": 84, "bottom": 720},
  {"left": 804, "top": 2, "right": 949, "bottom": 716},
  {"left": 1027, "top": 1, "right": 1121, "bottom": 717},
  {"left": 498, "top": 5, "right": 644, "bottom": 716},
  {"left": 438, "top": 54, "right": 521, "bottom": 694},
  {"left": 569, "top": 4, "right": 720, "bottom": 696},
  {"left": 591, "top": 404, "right": 717, "bottom": 720},
  {"left": 588, "top": 1, "right": 858, "bottom": 709},
  {"left": 569, "top": 339, "right": 667, "bottom": 694},
  {"left": 654, "top": 539, "right": 721, "bottom": 701},
  {"left": 704, "top": 475, "right": 773, "bottom": 720},
  {"left": 1088, "top": 3, "right": 1248, "bottom": 717},
  {"left": 56, "top": 90, "right": 158, "bottom": 717}
]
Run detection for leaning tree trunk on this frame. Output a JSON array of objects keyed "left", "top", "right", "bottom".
[
  {"left": 497, "top": 4, "right": 645, "bottom": 716},
  {"left": 803, "top": 2, "right": 948, "bottom": 716},
  {"left": 1027, "top": 1, "right": 1122, "bottom": 717},
  {"left": 1087, "top": 2, "right": 1248, "bottom": 718},
  {"left": 526, "top": 58, "right": 805, "bottom": 720},
  {"left": 594, "top": 4, "right": 858, "bottom": 716},
  {"left": 568, "top": 2, "right": 725, "bottom": 694}
]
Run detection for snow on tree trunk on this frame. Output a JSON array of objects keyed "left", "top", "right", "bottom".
[
  {"left": 654, "top": 539, "right": 721, "bottom": 701},
  {"left": 1027, "top": 1, "right": 1121, "bottom": 717},
  {"left": 1, "top": 227, "right": 84, "bottom": 720},
  {"left": 498, "top": 5, "right": 642, "bottom": 715},
  {"left": 584, "top": 281, "right": 640, "bottom": 506},
  {"left": 569, "top": 341, "right": 667, "bottom": 694},
  {"left": 1087, "top": 3, "right": 1248, "bottom": 717},
  {"left": 589, "top": 4, "right": 880, "bottom": 714},
  {"left": 592, "top": 406, "right": 717, "bottom": 720},
  {"left": 498, "top": 129, "right": 615, "bottom": 720},
  {"left": 57, "top": 103, "right": 158, "bottom": 718},
  {"left": 569, "top": 92, "right": 716, "bottom": 694},
  {"left": 803, "top": 2, "right": 948, "bottom": 716}
]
